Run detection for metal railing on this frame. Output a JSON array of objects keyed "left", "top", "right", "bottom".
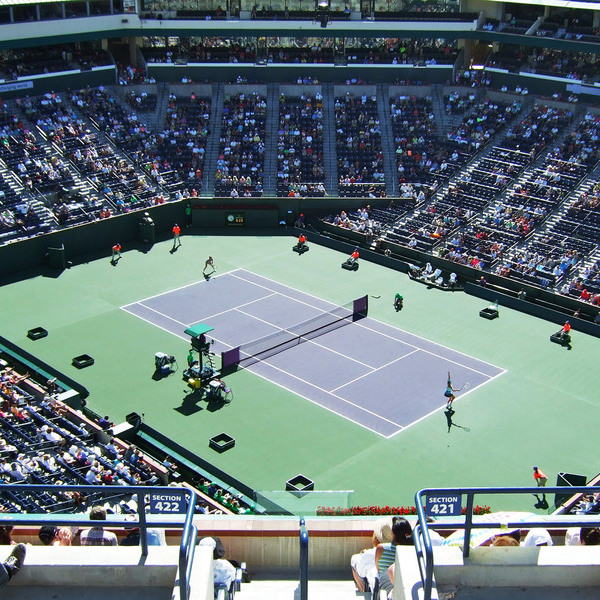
[
  {"left": 414, "top": 486, "right": 600, "bottom": 600},
  {"left": 0, "top": 484, "right": 197, "bottom": 600},
  {"left": 299, "top": 517, "right": 309, "bottom": 600}
]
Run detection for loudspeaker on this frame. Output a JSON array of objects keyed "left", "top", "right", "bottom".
[
  {"left": 126, "top": 412, "right": 142, "bottom": 426},
  {"left": 47, "top": 245, "right": 67, "bottom": 269}
]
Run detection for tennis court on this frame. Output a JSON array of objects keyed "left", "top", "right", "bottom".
[{"left": 122, "top": 269, "right": 505, "bottom": 437}]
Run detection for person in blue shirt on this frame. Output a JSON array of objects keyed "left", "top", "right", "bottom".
[{"left": 444, "top": 372, "right": 460, "bottom": 409}]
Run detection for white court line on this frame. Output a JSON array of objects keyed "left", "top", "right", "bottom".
[
  {"left": 235, "top": 307, "right": 377, "bottom": 370},
  {"left": 120, "top": 267, "right": 243, "bottom": 309},
  {"left": 229, "top": 270, "right": 507, "bottom": 433},
  {"left": 121, "top": 304, "right": 234, "bottom": 350},
  {"left": 132, "top": 304, "right": 188, "bottom": 328},
  {"left": 242, "top": 365, "right": 397, "bottom": 437},
  {"left": 387, "top": 368, "right": 508, "bottom": 439},
  {"left": 234, "top": 268, "right": 358, "bottom": 311},
  {"left": 235, "top": 268, "right": 505, "bottom": 375},
  {"left": 230, "top": 270, "right": 346, "bottom": 320},
  {"left": 330, "top": 349, "right": 419, "bottom": 392},
  {"left": 388, "top": 401, "right": 451, "bottom": 439},
  {"left": 355, "top": 315, "right": 504, "bottom": 375},
  {"left": 245, "top": 353, "right": 404, "bottom": 429},
  {"left": 121, "top": 307, "right": 191, "bottom": 343},
  {"left": 184, "top": 292, "right": 278, "bottom": 327},
  {"left": 122, "top": 267, "right": 506, "bottom": 436},
  {"left": 352, "top": 320, "right": 499, "bottom": 378},
  {"left": 455, "top": 369, "right": 507, "bottom": 400}
]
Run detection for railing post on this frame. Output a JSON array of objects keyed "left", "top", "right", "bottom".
[
  {"left": 463, "top": 492, "right": 474, "bottom": 558},
  {"left": 415, "top": 491, "right": 434, "bottom": 600},
  {"left": 179, "top": 488, "right": 197, "bottom": 600},
  {"left": 299, "top": 517, "right": 309, "bottom": 600},
  {"left": 137, "top": 490, "right": 149, "bottom": 557}
]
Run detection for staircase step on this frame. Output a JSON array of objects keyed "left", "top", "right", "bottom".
[{"left": 235, "top": 579, "right": 361, "bottom": 600}]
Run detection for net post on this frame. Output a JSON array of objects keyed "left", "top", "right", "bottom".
[
  {"left": 353, "top": 295, "right": 368, "bottom": 320},
  {"left": 221, "top": 347, "right": 241, "bottom": 373}
]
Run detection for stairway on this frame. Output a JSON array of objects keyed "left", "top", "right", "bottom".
[
  {"left": 107, "top": 40, "right": 132, "bottom": 69},
  {"left": 202, "top": 82, "right": 225, "bottom": 197},
  {"left": 376, "top": 82, "right": 397, "bottom": 197},
  {"left": 262, "top": 82, "right": 279, "bottom": 197},
  {"left": 430, "top": 83, "right": 467, "bottom": 139},
  {"left": 234, "top": 578, "right": 362, "bottom": 599},
  {"left": 151, "top": 82, "right": 171, "bottom": 134},
  {"left": 321, "top": 82, "right": 338, "bottom": 196}
]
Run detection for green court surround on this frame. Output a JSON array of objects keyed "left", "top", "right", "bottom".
[{"left": 1, "top": 233, "right": 597, "bottom": 512}]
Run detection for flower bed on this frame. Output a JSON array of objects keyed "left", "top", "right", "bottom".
[{"left": 316, "top": 505, "right": 492, "bottom": 516}]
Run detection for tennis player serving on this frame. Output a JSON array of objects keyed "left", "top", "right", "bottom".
[
  {"left": 444, "top": 371, "right": 469, "bottom": 408},
  {"left": 444, "top": 372, "right": 459, "bottom": 409}
]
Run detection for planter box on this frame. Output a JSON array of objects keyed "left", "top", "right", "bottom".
[
  {"left": 286, "top": 474, "right": 314, "bottom": 496},
  {"left": 72, "top": 354, "right": 95, "bottom": 369},
  {"left": 209, "top": 432, "right": 235, "bottom": 453},
  {"left": 479, "top": 307, "right": 499, "bottom": 320},
  {"left": 27, "top": 327, "right": 48, "bottom": 340}
]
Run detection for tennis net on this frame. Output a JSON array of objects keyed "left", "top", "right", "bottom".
[{"left": 221, "top": 295, "right": 368, "bottom": 370}]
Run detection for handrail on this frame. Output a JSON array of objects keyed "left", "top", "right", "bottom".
[
  {"left": 179, "top": 486, "right": 198, "bottom": 600},
  {"left": 415, "top": 486, "right": 600, "bottom": 600},
  {"left": 0, "top": 484, "right": 196, "bottom": 600},
  {"left": 299, "top": 517, "right": 309, "bottom": 600}
]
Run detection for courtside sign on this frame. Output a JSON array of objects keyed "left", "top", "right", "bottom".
[
  {"left": 426, "top": 493, "right": 461, "bottom": 516},
  {"left": 149, "top": 491, "right": 186, "bottom": 513}
]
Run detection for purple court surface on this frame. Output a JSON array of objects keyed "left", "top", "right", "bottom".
[{"left": 122, "top": 269, "right": 505, "bottom": 437}]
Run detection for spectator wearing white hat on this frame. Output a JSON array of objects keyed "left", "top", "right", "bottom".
[{"left": 199, "top": 536, "right": 237, "bottom": 592}]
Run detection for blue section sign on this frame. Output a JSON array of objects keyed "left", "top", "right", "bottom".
[
  {"left": 425, "top": 493, "right": 461, "bottom": 517},
  {"left": 149, "top": 491, "right": 186, "bottom": 514}
]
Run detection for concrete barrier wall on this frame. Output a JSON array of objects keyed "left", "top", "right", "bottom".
[{"left": 0, "top": 202, "right": 183, "bottom": 277}]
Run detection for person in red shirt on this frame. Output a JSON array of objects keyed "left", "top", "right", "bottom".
[
  {"left": 349, "top": 249, "right": 359, "bottom": 264},
  {"left": 562, "top": 321, "right": 571, "bottom": 336},
  {"left": 172, "top": 224, "right": 181, "bottom": 249},
  {"left": 298, "top": 234, "right": 306, "bottom": 248},
  {"left": 533, "top": 466, "right": 548, "bottom": 487},
  {"left": 111, "top": 243, "right": 122, "bottom": 263}
]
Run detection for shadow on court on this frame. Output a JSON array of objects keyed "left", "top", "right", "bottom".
[
  {"left": 174, "top": 388, "right": 230, "bottom": 415},
  {"left": 175, "top": 389, "right": 205, "bottom": 416},
  {"left": 445, "top": 409, "right": 471, "bottom": 433}
]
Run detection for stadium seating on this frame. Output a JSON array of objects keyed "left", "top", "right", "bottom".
[
  {"left": 335, "top": 93, "right": 385, "bottom": 197},
  {"left": 276, "top": 93, "right": 325, "bottom": 197},
  {"left": 215, "top": 93, "right": 266, "bottom": 198}
]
